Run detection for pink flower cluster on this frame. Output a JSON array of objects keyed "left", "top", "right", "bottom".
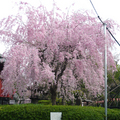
[{"left": 0, "top": 2, "right": 117, "bottom": 99}]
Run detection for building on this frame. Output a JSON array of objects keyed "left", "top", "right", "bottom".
[{"left": 0, "top": 54, "right": 12, "bottom": 104}]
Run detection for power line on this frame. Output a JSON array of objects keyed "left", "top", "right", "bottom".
[
  {"left": 89, "top": 0, "right": 120, "bottom": 47},
  {"left": 106, "top": 28, "right": 120, "bottom": 46},
  {"left": 89, "top": 0, "right": 99, "bottom": 16}
]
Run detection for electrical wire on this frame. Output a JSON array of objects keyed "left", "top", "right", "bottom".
[
  {"left": 89, "top": 0, "right": 99, "bottom": 16},
  {"left": 106, "top": 28, "right": 120, "bottom": 46},
  {"left": 89, "top": 0, "right": 120, "bottom": 47}
]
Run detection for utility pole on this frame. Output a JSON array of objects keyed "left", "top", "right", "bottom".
[
  {"left": 89, "top": 0, "right": 120, "bottom": 119},
  {"left": 104, "top": 23, "right": 107, "bottom": 120}
]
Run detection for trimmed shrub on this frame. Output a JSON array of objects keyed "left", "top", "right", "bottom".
[
  {"left": 38, "top": 100, "right": 51, "bottom": 105},
  {"left": 56, "top": 98, "right": 63, "bottom": 105},
  {"left": 0, "top": 104, "right": 120, "bottom": 120}
]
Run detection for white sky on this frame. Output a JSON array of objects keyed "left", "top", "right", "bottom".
[{"left": 0, "top": 0, "right": 120, "bottom": 61}]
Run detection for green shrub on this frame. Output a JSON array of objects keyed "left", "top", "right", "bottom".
[
  {"left": 56, "top": 98, "right": 63, "bottom": 105},
  {"left": 0, "top": 104, "right": 120, "bottom": 120},
  {"left": 66, "top": 100, "right": 73, "bottom": 105},
  {"left": 38, "top": 100, "right": 51, "bottom": 105}
]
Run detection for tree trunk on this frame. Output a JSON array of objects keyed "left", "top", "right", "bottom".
[
  {"left": 76, "top": 97, "right": 82, "bottom": 105},
  {"left": 80, "top": 97, "right": 82, "bottom": 105},
  {"left": 51, "top": 93, "right": 56, "bottom": 105},
  {"left": 50, "top": 84, "right": 57, "bottom": 105},
  {"left": 72, "top": 99, "right": 74, "bottom": 105},
  {"left": 62, "top": 96, "right": 66, "bottom": 105}
]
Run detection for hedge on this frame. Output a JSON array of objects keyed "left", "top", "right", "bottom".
[
  {"left": 38, "top": 100, "right": 52, "bottom": 105},
  {"left": 0, "top": 104, "right": 120, "bottom": 120}
]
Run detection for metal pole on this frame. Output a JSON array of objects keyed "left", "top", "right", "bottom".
[{"left": 104, "top": 23, "right": 107, "bottom": 120}]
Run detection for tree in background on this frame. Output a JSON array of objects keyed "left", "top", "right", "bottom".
[
  {"left": 107, "top": 63, "right": 120, "bottom": 107},
  {"left": 0, "top": 2, "right": 117, "bottom": 105},
  {"left": 114, "top": 64, "right": 120, "bottom": 81}
]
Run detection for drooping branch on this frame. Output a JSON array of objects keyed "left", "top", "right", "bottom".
[
  {"left": 38, "top": 47, "right": 47, "bottom": 62},
  {"left": 52, "top": 63, "right": 60, "bottom": 80},
  {"left": 56, "top": 58, "right": 68, "bottom": 84}
]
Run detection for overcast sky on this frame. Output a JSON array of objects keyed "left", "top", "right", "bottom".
[{"left": 0, "top": 0, "right": 120, "bottom": 60}]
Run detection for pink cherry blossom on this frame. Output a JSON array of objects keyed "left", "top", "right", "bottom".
[{"left": 0, "top": 2, "right": 117, "bottom": 104}]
